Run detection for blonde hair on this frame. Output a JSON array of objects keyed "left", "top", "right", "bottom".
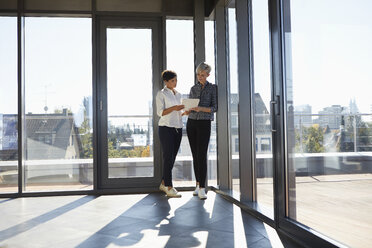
[{"left": 196, "top": 62, "right": 211, "bottom": 74}]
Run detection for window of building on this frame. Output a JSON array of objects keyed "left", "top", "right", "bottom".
[
  {"left": 284, "top": 1, "right": 372, "bottom": 247},
  {"left": 252, "top": 0, "right": 274, "bottom": 215},
  {"left": 235, "top": 138, "right": 239, "bottom": 153},
  {"left": 0, "top": 16, "right": 18, "bottom": 194},
  {"left": 260, "top": 137, "right": 271, "bottom": 152},
  {"left": 205, "top": 20, "right": 217, "bottom": 187},
  {"left": 167, "top": 19, "right": 195, "bottom": 187},
  {"left": 24, "top": 17, "right": 93, "bottom": 192},
  {"left": 227, "top": 6, "right": 239, "bottom": 194}
]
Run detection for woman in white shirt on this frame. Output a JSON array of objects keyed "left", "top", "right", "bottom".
[{"left": 156, "top": 70, "right": 184, "bottom": 197}]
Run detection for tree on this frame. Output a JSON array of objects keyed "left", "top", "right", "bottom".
[
  {"left": 78, "top": 113, "right": 93, "bottom": 158},
  {"left": 53, "top": 107, "right": 72, "bottom": 114},
  {"left": 295, "top": 124, "right": 325, "bottom": 153},
  {"left": 141, "top": 146, "right": 150, "bottom": 157},
  {"left": 77, "top": 96, "right": 152, "bottom": 158},
  {"left": 342, "top": 116, "right": 372, "bottom": 152},
  {"left": 78, "top": 97, "right": 93, "bottom": 158},
  {"left": 108, "top": 140, "right": 121, "bottom": 158}
]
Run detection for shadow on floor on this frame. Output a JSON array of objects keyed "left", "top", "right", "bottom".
[
  {"left": 0, "top": 198, "right": 15, "bottom": 204},
  {"left": 0, "top": 195, "right": 96, "bottom": 242},
  {"left": 74, "top": 192, "right": 301, "bottom": 248}
]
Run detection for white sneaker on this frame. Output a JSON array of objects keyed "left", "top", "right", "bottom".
[
  {"left": 198, "top": 188, "right": 207, "bottom": 199},
  {"left": 159, "top": 183, "right": 166, "bottom": 192},
  {"left": 164, "top": 187, "right": 182, "bottom": 198},
  {"left": 193, "top": 185, "right": 200, "bottom": 196}
]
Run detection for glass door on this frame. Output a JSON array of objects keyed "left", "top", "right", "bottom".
[
  {"left": 98, "top": 17, "right": 162, "bottom": 189},
  {"left": 282, "top": 1, "right": 372, "bottom": 247},
  {"left": 251, "top": 0, "right": 274, "bottom": 217}
]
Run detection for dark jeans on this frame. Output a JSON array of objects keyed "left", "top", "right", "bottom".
[
  {"left": 159, "top": 126, "right": 182, "bottom": 187},
  {"left": 186, "top": 119, "right": 211, "bottom": 188}
]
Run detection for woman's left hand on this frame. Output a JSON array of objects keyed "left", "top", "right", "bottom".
[
  {"left": 182, "top": 110, "right": 190, "bottom": 116},
  {"left": 191, "top": 106, "right": 210, "bottom": 113},
  {"left": 191, "top": 107, "right": 201, "bottom": 112}
]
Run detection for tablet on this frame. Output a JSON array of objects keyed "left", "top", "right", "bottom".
[{"left": 181, "top": 99, "right": 200, "bottom": 110}]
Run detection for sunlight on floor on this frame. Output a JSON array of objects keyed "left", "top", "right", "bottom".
[
  {"left": 264, "top": 223, "right": 284, "bottom": 248},
  {"left": 233, "top": 205, "right": 248, "bottom": 247}
]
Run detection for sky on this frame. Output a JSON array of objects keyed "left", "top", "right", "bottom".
[
  {"left": 0, "top": 17, "right": 17, "bottom": 114},
  {"left": 24, "top": 18, "right": 92, "bottom": 117},
  {"left": 166, "top": 20, "right": 215, "bottom": 95},
  {"left": 107, "top": 28, "right": 152, "bottom": 116},
  {"left": 0, "top": 17, "right": 92, "bottom": 122},
  {"left": 288, "top": 0, "right": 372, "bottom": 114},
  {"left": 0, "top": 1, "right": 372, "bottom": 125}
]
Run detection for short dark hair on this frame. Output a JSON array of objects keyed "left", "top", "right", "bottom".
[{"left": 161, "top": 70, "right": 177, "bottom": 81}]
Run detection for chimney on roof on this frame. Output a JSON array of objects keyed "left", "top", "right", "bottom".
[{"left": 63, "top": 108, "right": 68, "bottom": 116}]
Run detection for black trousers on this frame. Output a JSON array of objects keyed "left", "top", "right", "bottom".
[
  {"left": 159, "top": 126, "right": 182, "bottom": 187},
  {"left": 186, "top": 119, "right": 211, "bottom": 188}
]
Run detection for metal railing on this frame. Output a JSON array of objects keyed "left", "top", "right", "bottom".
[{"left": 293, "top": 113, "right": 372, "bottom": 153}]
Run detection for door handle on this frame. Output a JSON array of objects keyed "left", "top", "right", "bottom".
[{"left": 270, "top": 96, "right": 279, "bottom": 132}]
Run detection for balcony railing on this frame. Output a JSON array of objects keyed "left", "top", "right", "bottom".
[{"left": 291, "top": 113, "right": 372, "bottom": 152}]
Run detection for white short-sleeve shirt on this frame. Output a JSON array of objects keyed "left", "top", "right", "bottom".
[{"left": 156, "top": 87, "right": 183, "bottom": 128}]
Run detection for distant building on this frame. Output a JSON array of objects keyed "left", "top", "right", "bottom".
[
  {"left": 0, "top": 111, "right": 83, "bottom": 184},
  {"left": 228, "top": 93, "right": 271, "bottom": 154},
  {"left": 349, "top": 98, "right": 359, "bottom": 114},
  {"left": 25, "top": 109, "right": 81, "bottom": 160},
  {"left": 253, "top": 93, "right": 272, "bottom": 153},
  {"left": 0, "top": 110, "right": 82, "bottom": 161},
  {"left": 294, "top": 104, "right": 312, "bottom": 128},
  {"left": 229, "top": 93, "right": 239, "bottom": 154},
  {"left": 119, "top": 140, "right": 134, "bottom": 150},
  {"left": 318, "top": 105, "right": 344, "bottom": 130},
  {"left": 0, "top": 114, "right": 18, "bottom": 160},
  {"left": 132, "top": 134, "right": 147, "bottom": 147}
]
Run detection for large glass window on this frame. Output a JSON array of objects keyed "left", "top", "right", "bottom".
[
  {"left": 252, "top": 0, "right": 273, "bottom": 213},
  {"left": 0, "top": 16, "right": 18, "bottom": 193},
  {"left": 166, "top": 19, "right": 194, "bottom": 187},
  {"left": 284, "top": 1, "right": 372, "bottom": 247},
  {"left": 106, "top": 28, "right": 154, "bottom": 179},
  {"left": 24, "top": 17, "right": 93, "bottom": 192},
  {"left": 227, "top": 6, "right": 240, "bottom": 193},
  {"left": 205, "top": 20, "right": 217, "bottom": 187}
]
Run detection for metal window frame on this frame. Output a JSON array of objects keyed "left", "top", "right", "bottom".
[
  {"left": 215, "top": 0, "right": 230, "bottom": 190},
  {"left": 193, "top": 0, "right": 205, "bottom": 76},
  {"left": 18, "top": 0, "right": 25, "bottom": 197},
  {"left": 234, "top": 0, "right": 276, "bottom": 226},
  {"left": 235, "top": 0, "right": 254, "bottom": 204},
  {"left": 97, "top": 16, "right": 163, "bottom": 190}
]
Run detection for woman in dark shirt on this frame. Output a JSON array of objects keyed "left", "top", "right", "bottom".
[{"left": 185, "top": 62, "right": 217, "bottom": 199}]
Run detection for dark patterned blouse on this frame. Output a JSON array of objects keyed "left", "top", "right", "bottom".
[{"left": 188, "top": 81, "right": 218, "bottom": 121}]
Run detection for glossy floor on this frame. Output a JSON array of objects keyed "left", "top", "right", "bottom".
[{"left": 0, "top": 191, "right": 302, "bottom": 248}]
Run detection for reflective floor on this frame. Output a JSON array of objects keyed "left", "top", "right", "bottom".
[{"left": 0, "top": 191, "right": 301, "bottom": 248}]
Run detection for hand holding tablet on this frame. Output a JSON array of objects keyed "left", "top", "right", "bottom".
[{"left": 181, "top": 99, "right": 200, "bottom": 111}]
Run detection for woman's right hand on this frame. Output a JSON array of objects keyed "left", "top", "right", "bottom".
[
  {"left": 161, "top": 105, "right": 185, "bottom": 116},
  {"left": 174, "top": 105, "right": 185, "bottom": 111}
]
